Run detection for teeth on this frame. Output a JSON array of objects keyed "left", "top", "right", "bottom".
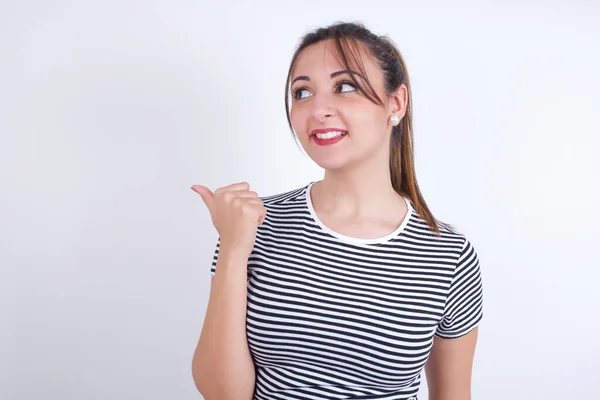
[{"left": 314, "top": 131, "right": 346, "bottom": 139}]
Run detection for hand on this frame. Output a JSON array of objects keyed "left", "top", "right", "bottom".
[{"left": 191, "top": 181, "right": 266, "bottom": 260}]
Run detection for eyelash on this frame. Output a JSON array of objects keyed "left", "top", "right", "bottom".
[{"left": 292, "top": 80, "right": 357, "bottom": 100}]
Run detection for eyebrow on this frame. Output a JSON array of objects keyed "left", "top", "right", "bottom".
[{"left": 291, "top": 70, "right": 364, "bottom": 85}]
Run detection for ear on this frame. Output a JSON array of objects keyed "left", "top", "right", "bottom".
[{"left": 388, "top": 84, "right": 408, "bottom": 118}]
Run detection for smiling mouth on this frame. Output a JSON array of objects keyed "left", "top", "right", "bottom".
[
  {"left": 311, "top": 131, "right": 348, "bottom": 140},
  {"left": 310, "top": 130, "right": 348, "bottom": 146}
]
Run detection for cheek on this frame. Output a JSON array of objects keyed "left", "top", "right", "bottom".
[
  {"left": 290, "top": 108, "right": 300, "bottom": 122},
  {"left": 290, "top": 105, "right": 310, "bottom": 129},
  {"left": 345, "top": 111, "right": 389, "bottom": 146},
  {"left": 346, "top": 105, "right": 385, "bottom": 130},
  {"left": 289, "top": 109, "right": 308, "bottom": 141}
]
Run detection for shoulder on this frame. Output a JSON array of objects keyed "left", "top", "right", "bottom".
[
  {"left": 431, "top": 222, "right": 481, "bottom": 274},
  {"left": 254, "top": 182, "right": 312, "bottom": 229},
  {"left": 258, "top": 182, "right": 311, "bottom": 207},
  {"left": 406, "top": 208, "right": 470, "bottom": 254}
]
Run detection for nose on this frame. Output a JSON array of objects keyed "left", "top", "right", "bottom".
[{"left": 310, "top": 93, "right": 336, "bottom": 122}]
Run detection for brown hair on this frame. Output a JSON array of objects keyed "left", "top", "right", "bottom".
[{"left": 284, "top": 21, "right": 454, "bottom": 237}]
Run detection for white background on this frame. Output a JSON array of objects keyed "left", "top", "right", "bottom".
[{"left": 1, "top": 0, "right": 599, "bottom": 399}]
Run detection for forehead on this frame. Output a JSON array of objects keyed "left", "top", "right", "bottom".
[{"left": 291, "top": 39, "right": 380, "bottom": 79}]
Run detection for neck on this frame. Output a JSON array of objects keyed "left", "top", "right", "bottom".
[{"left": 312, "top": 151, "right": 404, "bottom": 220}]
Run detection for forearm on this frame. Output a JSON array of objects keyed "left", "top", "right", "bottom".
[
  {"left": 428, "top": 394, "right": 470, "bottom": 400},
  {"left": 192, "top": 253, "right": 255, "bottom": 400},
  {"left": 428, "top": 393, "right": 470, "bottom": 400}
]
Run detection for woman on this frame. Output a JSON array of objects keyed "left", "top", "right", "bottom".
[{"left": 191, "top": 21, "right": 483, "bottom": 400}]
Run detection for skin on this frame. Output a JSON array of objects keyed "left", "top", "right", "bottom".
[
  {"left": 290, "top": 39, "right": 409, "bottom": 239},
  {"left": 289, "top": 39, "right": 479, "bottom": 399},
  {"left": 425, "top": 328, "right": 479, "bottom": 400}
]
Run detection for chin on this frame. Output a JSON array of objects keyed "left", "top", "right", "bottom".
[{"left": 309, "top": 153, "right": 353, "bottom": 171}]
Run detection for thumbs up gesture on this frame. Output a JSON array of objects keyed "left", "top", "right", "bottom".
[{"left": 191, "top": 182, "right": 266, "bottom": 260}]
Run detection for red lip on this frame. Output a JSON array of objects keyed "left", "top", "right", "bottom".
[{"left": 310, "top": 128, "right": 347, "bottom": 136}]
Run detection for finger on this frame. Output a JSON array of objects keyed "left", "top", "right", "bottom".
[
  {"left": 239, "top": 198, "right": 264, "bottom": 212},
  {"left": 230, "top": 190, "right": 258, "bottom": 199},
  {"left": 216, "top": 181, "right": 250, "bottom": 194},
  {"left": 190, "top": 185, "right": 214, "bottom": 210},
  {"left": 222, "top": 190, "right": 259, "bottom": 204},
  {"left": 258, "top": 210, "right": 267, "bottom": 225},
  {"left": 244, "top": 198, "right": 264, "bottom": 206},
  {"left": 245, "top": 200, "right": 267, "bottom": 224}
]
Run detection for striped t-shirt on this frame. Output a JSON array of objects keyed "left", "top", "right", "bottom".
[{"left": 209, "top": 182, "right": 484, "bottom": 400}]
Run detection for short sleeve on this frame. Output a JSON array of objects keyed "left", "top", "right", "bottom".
[
  {"left": 209, "top": 237, "right": 220, "bottom": 277},
  {"left": 435, "top": 237, "right": 484, "bottom": 339}
]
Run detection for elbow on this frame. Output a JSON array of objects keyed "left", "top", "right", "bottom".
[
  {"left": 191, "top": 357, "right": 209, "bottom": 397},
  {"left": 191, "top": 353, "right": 218, "bottom": 398},
  {"left": 191, "top": 357, "right": 255, "bottom": 400}
]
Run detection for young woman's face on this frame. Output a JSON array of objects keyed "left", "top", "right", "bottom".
[{"left": 289, "top": 39, "right": 396, "bottom": 171}]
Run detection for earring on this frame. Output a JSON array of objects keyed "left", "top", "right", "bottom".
[{"left": 390, "top": 115, "right": 400, "bottom": 126}]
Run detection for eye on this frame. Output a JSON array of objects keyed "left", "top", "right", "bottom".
[
  {"left": 292, "top": 87, "right": 312, "bottom": 100},
  {"left": 292, "top": 80, "right": 357, "bottom": 100},
  {"left": 336, "top": 80, "right": 357, "bottom": 93}
]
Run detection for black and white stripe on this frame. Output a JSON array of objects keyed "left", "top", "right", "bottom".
[{"left": 210, "top": 182, "right": 483, "bottom": 400}]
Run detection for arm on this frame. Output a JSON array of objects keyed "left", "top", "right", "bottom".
[
  {"left": 427, "top": 235, "right": 483, "bottom": 399},
  {"left": 191, "top": 252, "right": 255, "bottom": 400},
  {"left": 425, "top": 327, "right": 479, "bottom": 400}
]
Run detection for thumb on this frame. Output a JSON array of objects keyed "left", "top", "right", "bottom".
[{"left": 191, "top": 185, "right": 214, "bottom": 210}]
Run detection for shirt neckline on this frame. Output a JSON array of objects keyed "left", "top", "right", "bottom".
[{"left": 304, "top": 181, "right": 414, "bottom": 245}]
